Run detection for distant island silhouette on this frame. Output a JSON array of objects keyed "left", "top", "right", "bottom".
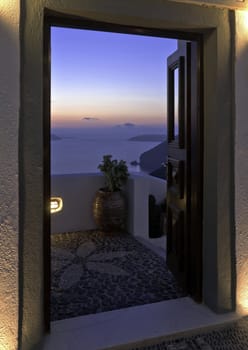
[
  {"left": 130, "top": 160, "right": 140, "bottom": 166},
  {"left": 51, "top": 134, "right": 62, "bottom": 141},
  {"left": 129, "top": 134, "right": 165, "bottom": 142}
]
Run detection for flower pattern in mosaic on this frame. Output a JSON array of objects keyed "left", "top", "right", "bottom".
[
  {"left": 51, "top": 230, "right": 186, "bottom": 321},
  {"left": 53, "top": 240, "right": 135, "bottom": 289}
]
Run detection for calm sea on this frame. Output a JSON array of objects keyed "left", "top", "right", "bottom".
[{"left": 51, "top": 127, "right": 165, "bottom": 175}]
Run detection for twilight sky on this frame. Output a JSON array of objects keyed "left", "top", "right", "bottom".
[{"left": 51, "top": 27, "right": 177, "bottom": 128}]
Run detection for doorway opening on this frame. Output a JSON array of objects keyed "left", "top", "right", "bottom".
[{"left": 46, "top": 13, "right": 202, "bottom": 330}]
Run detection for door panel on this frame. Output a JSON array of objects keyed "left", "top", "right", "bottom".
[
  {"left": 166, "top": 41, "right": 202, "bottom": 301},
  {"left": 168, "top": 54, "right": 185, "bottom": 148},
  {"left": 167, "top": 157, "right": 184, "bottom": 199}
]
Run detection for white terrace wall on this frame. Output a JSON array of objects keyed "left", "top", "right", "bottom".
[
  {"left": 235, "top": 10, "right": 248, "bottom": 313},
  {"left": 51, "top": 173, "right": 166, "bottom": 241},
  {"left": 0, "top": 1, "right": 20, "bottom": 349}
]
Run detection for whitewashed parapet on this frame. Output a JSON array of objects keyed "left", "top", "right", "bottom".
[{"left": 51, "top": 173, "right": 166, "bottom": 238}]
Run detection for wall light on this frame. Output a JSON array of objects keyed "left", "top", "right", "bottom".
[
  {"left": 50, "top": 197, "right": 63, "bottom": 213},
  {"left": 237, "top": 258, "right": 248, "bottom": 315},
  {"left": 237, "top": 290, "right": 248, "bottom": 315},
  {"left": 0, "top": 0, "right": 10, "bottom": 9},
  {"left": 236, "top": 9, "right": 248, "bottom": 55},
  {"left": 243, "top": 9, "right": 248, "bottom": 30}
]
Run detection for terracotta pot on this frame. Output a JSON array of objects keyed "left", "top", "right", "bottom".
[{"left": 93, "top": 189, "right": 127, "bottom": 232}]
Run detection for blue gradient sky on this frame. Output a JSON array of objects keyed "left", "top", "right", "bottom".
[{"left": 51, "top": 27, "right": 177, "bottom": 128}]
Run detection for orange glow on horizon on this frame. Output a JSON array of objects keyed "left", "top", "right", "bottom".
[
  {"left": 51, "top": 110, "right": 167, "bottom": 127},
  {"left": 51, "top": 116, "right": 166, "bottom": 128},
  {"left": 51, "top": 106, "right": 167, "bottom": 125}
]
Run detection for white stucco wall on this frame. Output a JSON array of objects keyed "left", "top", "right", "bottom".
[
  {"left": 0, "top": 1, "right": 19, "bottom": 349},
  {"left": 51, "top": 173, "right": 166, "bottom": 240},
  {"left": 0, "top": 0, "right": 247, "bottom": 348},
  {"left": 19, "top": 0, "right": 237, "bottom": 348},
  {"left": 235, "top": 10, "right": 248, "bottom": 313}
]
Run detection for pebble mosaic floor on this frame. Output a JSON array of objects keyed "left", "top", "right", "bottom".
[
  {"left": 127, "top": 316, "right": 248, "bottom": 349},
  {"left": 51, "top": 230, "right": 185, "bottom": 321}
]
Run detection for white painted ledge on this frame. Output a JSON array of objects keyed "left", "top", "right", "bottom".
[{"left": 42, "top": 297, "right": 240, "bottom": 350}]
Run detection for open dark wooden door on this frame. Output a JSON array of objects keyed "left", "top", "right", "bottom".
[{"left": 166, "top": 41, "right": 202, "bottom": 301}]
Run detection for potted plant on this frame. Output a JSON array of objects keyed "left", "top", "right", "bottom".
[{"left": 93, "top": 155, "right": 129, "bottom": 232}]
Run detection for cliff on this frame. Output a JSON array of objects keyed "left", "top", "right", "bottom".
[{"left": 140, "top": 140, "right": 167, "bottom": 174}]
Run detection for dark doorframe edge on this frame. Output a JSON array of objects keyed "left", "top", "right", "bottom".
[
  {"left": 43, "top": 8, "right": 204, "bottom": 332},
  {"left": 229, "top": 10, "right": 237, "bottom": 312},
  {"left": 190, "top": 38, "right": 204, "bottom": 302},
  {"left": 43, "top": 17, "right": 51, "bottom": 333}
]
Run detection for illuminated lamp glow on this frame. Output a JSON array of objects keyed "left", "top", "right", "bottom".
[
  {"left": 237, "top": 259, "right": 248, "bottom": 315},
  {"left": 50, "top": 197, "right": 63, "bottom": 213},
  {"left": 244, "top": 10, "right": 248, "bottom": 30},
  {"left": 0, "top": 0, "right": 8, "bottom": 7},
  {"left": 237, "top": 292, "right": 248, "bottom": 315}
]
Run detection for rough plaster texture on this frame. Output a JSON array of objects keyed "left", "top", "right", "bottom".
[
  {"left": 235, "top": 10, "right": 248, "bottom": 313},
  {"left": 20, "top": 0, "right": 235, "bottom": 348},
  {"left": 0, "top": 1, "right": 19, "bottom": 350},
  {"left": 169, "top": 0, "right": 248, "bottom": 10}
]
